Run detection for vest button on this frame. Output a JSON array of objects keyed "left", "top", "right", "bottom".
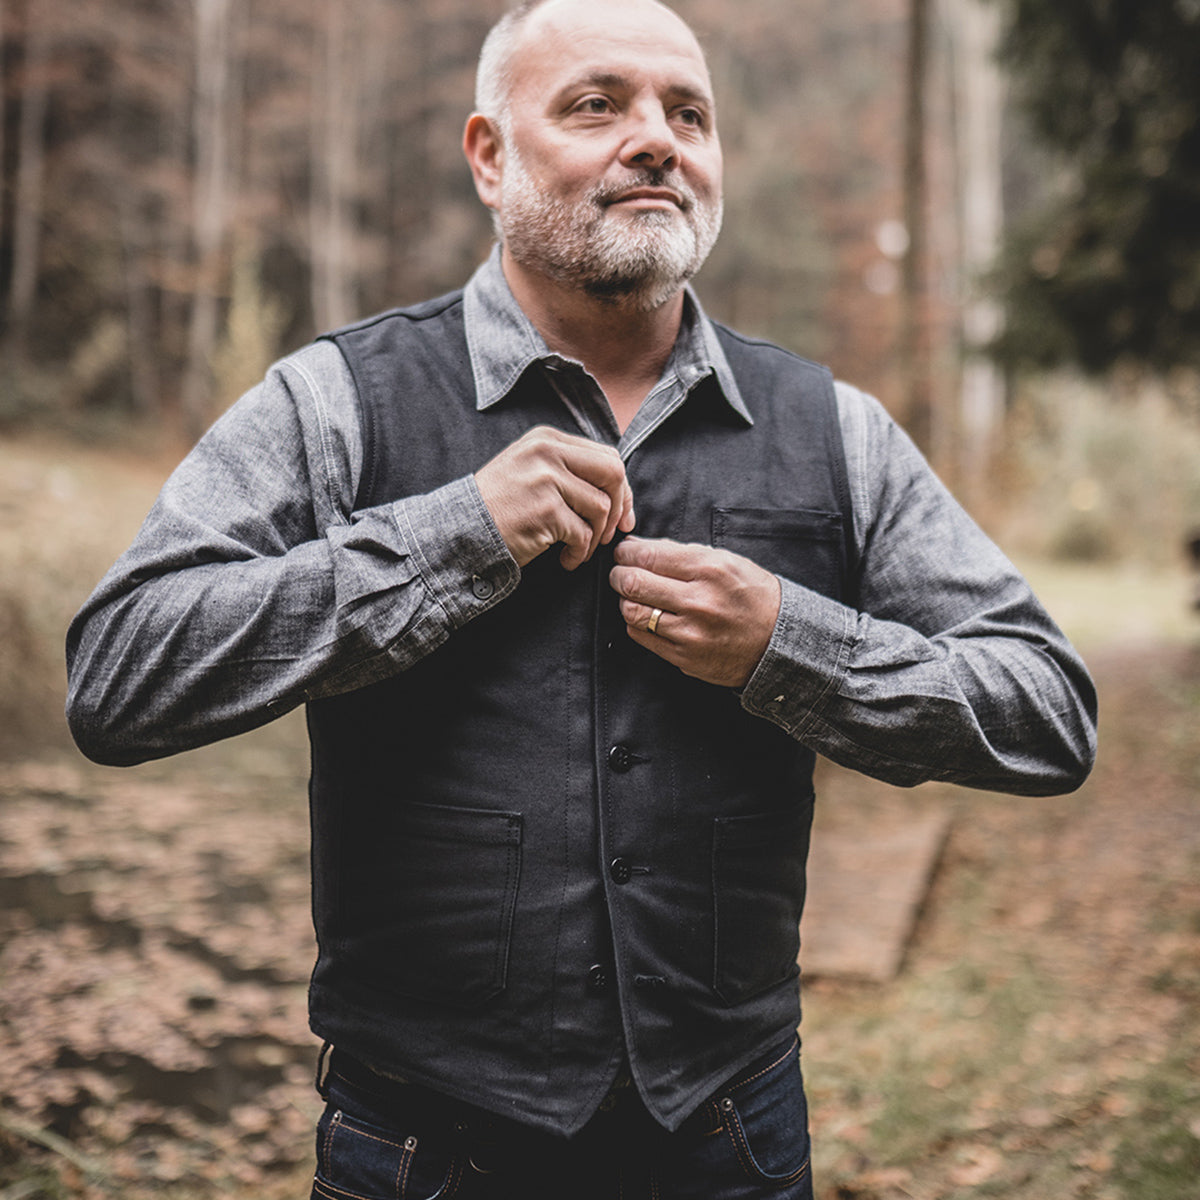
[
  {"left": 610, "top": 857, "right": 633, "bottom": 885},
  {"left": 587, "top": 964, "right": 609, "bottom": 992},
  {"left": 608, "top": 744, "right": 633, "bottom": 773}
]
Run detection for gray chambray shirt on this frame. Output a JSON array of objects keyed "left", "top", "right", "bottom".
[{"left": 66, "top": 247, "right": 1096, "bottom": 793}]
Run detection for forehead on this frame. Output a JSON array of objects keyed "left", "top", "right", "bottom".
[{"left": 507, "top": 0, "right": 714, "bottom": 108}]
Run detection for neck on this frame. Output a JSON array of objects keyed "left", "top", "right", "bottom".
[{"left": 500, "top": 246, "right": 684, "bottom": 432}]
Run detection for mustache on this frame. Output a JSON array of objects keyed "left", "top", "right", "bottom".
[{"left": 590, "top": 170, "right": 698, "bottom": 211}]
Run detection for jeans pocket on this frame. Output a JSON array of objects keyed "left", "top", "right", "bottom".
[
  {"left": 714, "top": 1039, "right": 811, "bottom": 1190},
  {"left": 312, "top": 1104, "right": 465, "bottom": 1200}
]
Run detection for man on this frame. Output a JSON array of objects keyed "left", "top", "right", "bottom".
[{"left": 65, "top": 0, "right": 1097, "bottom": 1196}]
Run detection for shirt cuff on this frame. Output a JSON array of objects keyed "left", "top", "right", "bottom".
[
  {"left": 740, "top": 575, "right": 857, "bottom": 736},
  {"left": 391, "top": 474, "right": 520, "bottom": 626}
]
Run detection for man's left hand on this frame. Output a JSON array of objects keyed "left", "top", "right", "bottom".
[{"left": 610, "top": 537, "right": 781, "bottom": 689}]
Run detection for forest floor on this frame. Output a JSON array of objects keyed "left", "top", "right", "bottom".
[{"left": 0, "top": 432, "right": 1198, "bottom": 1200}]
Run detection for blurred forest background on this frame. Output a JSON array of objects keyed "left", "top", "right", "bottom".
[
  {"left": 0, "top": 0, "right": 1196, "bottom": 452},
  {"left": 1, "top": 0, "right": 1199, "bottom": 483},
  {"left": 0, "top": 0, "right": 1199, "bottom": 1198}
]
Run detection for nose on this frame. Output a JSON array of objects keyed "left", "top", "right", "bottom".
[{"left": 621, "top": 103, "right": 679, "bottom": 172}]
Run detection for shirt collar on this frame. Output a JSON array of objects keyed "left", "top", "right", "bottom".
[{"left": 462, "top": 244, "right": 752, "bottom": 426}]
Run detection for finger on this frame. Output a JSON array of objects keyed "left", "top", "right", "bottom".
[
  {"left": 617, "top": 479, "right": 637, "bottom": 535},
  {"left": 618, "top": 598, "right": 676, "bottom": 641},
  {"left": 555, "top": 497, "right": 607, "bottom": 570},
  {"left": 558, "top": 507, "right": 603, "bottom": 571},
  {"left": 609, "top": 562, "right": 690, "bottom": 614},
  {"left": 554, "top": 473, "right": 622, "bottom": 568},
  {"left": 555, "top": 442, "right": 630, "bottom": 545},
  {"left": 527, "top": 437, "right": 626, "bottom": 562},
  {"left": 612, "top": 535, "right": 702, "bottom": 581},
  {"left": 596, "top": 482, "right": 623, "bottom": 550},
  {"left": 601, "top": 477, "right": 636, "bottom": 546}
]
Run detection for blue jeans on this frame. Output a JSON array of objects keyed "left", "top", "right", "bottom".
[{"left": 310, "top": 1038, "right": 813, "bottom": 1200}]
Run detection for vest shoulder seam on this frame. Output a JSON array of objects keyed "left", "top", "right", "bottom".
[
  {"left": 711, "top": 322, "right": 830, "bottom": 375},
  {"left": 319, "top": 290, "right": 466, "bottom": 341}
]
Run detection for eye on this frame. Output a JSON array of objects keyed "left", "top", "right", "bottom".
[
  {"left": 573, "top": 95, "right": 613, "bottom": 115},
  {"left": 674, "top": 106, "right": 707, "bottom": 129}
]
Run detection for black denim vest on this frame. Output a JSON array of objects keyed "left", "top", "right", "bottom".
[{"left": 307, "top": 291, "right": 855, "bottom": 1135}]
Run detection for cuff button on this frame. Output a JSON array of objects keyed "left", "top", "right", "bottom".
[{"left": 471, "top": 575, "right": 496, "bottom": 600}]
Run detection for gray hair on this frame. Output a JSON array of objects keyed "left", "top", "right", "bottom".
[
  {"left": 475, "top": 0, "right": 698, "bottom": 136},
  {"left": 474, "top": 1, "right": 555, "bottom": 137}
]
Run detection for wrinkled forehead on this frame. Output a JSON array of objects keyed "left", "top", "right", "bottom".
[{"left": 507, "top": 0, "right": 714, "bottom": 108}]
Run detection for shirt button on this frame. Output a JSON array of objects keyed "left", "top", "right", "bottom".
[
  {"left": 608, "top": 744, "right": 634, "bottom": 773},
  {"left": 587, "top": 964, "right": 609, "bottom": 992},
  {"left": 471, "top": 575, "right": 495, "bottom": 600},
  {"left": 610, "top": 857, "right": 633, "bottom": 885}
]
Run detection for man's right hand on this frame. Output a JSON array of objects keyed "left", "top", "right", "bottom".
[{"left": 475, "top": 426, "right": 636, "bottom": 570}]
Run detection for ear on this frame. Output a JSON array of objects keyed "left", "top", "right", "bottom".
[{"left": 464, "top": 113, "right": 505, "bottom": 212}]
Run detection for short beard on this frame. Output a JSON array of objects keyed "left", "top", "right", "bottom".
[{"left": 497, "top": 154, "right": 723, "bottom": 312}]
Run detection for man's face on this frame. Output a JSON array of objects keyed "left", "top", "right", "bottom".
[{"left": 493, "top": 0, "right": 723, "bottom": 310}]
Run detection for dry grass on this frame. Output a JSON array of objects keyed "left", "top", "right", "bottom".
[{"left": 0, "top": 431, "right": 180, "bottom": 760}]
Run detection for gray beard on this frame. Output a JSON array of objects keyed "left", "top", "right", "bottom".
[{"left": 498, "top": 158, "right": 722, "bottom": 312}]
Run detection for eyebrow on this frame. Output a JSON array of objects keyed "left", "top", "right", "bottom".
[{"left": 553, "top": 70, "right": 714, "bottom": 108}]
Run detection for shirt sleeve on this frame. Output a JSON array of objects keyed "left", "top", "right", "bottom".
[
  {"left": 739, "top": 382, "right": 1097, "bottom": 796},
  {"left": 65, "top": 341, "right": 519, "bottom": 766}
]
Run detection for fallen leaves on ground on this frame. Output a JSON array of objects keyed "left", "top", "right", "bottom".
[{"left": 0, "top": 762, "right": 321, "bottom": 1197}]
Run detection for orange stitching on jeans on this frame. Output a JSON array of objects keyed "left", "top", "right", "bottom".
[
  {"left": 699, "top": 1098, "right": 723, "bottom": 1137},
  {"left": 395, "top": 1137, "right": 416, "bottom": 1199},
  {"left": 727, "top": 1035, "right": 799, "bottom": 1096},
  {"left": 322, "top": 1110, "right": 342, "bottom": 1179},
  {"left": 722, "top": 1104, "right": 752, "bottom": 1170},
  {"left": 334, "top": 1122, "right": 410, "bottom": 1152},
  {"left": 720, "top": 1096, "right": 812, "bottom": 1186},
  {"left": 447, "top": 1152, "right": 466, "bottom": 1198},
  {"left": 312, "top": 1178, "right": 384, "bottom": 1200}
]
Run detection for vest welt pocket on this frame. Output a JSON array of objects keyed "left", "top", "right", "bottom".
[
  {"left": 711, "top": 507, "right": 844, "bottom": 598},
  {"left": 341, "top": 801, "right": 522, "bottom": 1009},
  {"left": 711, "top": 806, "right": 810, "bottom": 1006}
]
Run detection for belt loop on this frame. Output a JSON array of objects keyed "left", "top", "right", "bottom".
[{"left": 315, "top": 1041, "right": 333, "bottom": 1100}]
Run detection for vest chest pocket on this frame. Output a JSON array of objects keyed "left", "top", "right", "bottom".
[
  {"left": 711, "top": 507, "right": 846, "bottom": 600},
  {"left": 711, "top": 806, "right": 811, "bottom": 1005},
  {"left": 341, "top": 801, "right": 523, "bottom": 1009}
]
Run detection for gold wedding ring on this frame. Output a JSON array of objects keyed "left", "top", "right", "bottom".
[{"left": 647, "top": 607, "right": 664, "bottom": 635}]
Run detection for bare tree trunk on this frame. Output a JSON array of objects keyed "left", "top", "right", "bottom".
[
  {"left": 7, "top": 5, "right": 51, "bottom": 357},
  {"left": 181, "top": 0, "right": 235, "bottom": 438},
  {"left": 159, "top": 87, "right": 193, "bottom": 388},
  {"left": 0, "top": 1, "right": 7, "bottom": 306},
  {"left": 899, "top": 0, "right": 934, "bottom": 457},
  {"left": 309, "top": 3, "right": 360, "bottom": 331},
  {"left": 119, "top": 197, "right": 161, "bottom": 416},
  {"left": 949, "top": 0, "right": 1007, "bottom": 491}
]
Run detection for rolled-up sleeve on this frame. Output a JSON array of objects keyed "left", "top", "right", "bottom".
[
  {"left": 740, "top": 383, "right": 1097, "bottom": 796},
  {"left": 65, "top": 341, "right": 518, "bottom": 766}
]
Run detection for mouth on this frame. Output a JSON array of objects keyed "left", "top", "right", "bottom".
[{"left": 606, "top": 187, "right": 686, "bottom": 210}]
